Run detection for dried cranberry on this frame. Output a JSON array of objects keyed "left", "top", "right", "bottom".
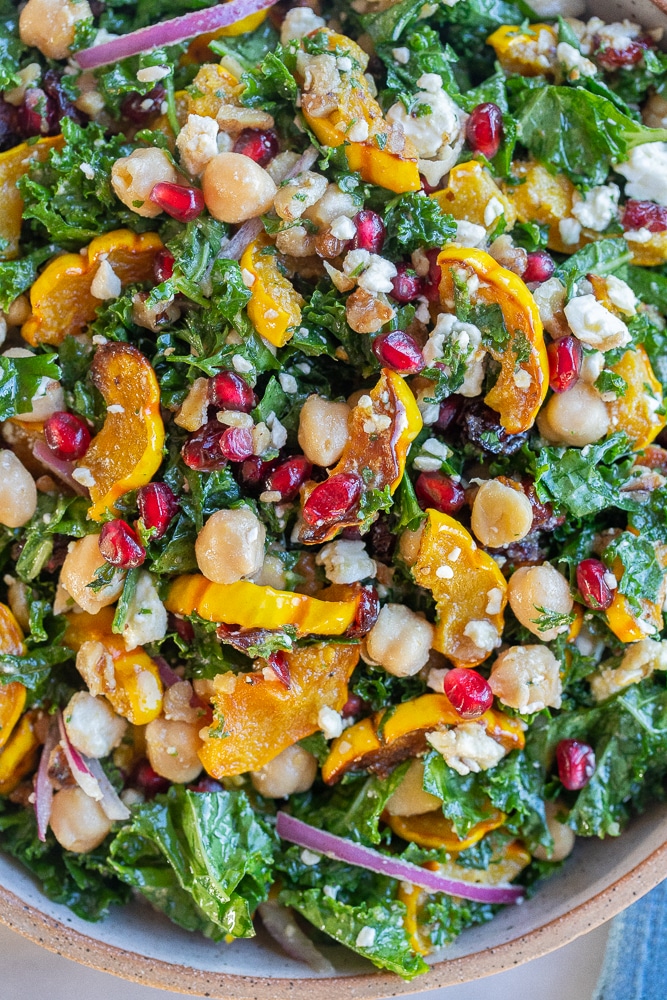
[
  {"left": 366, "top": 515, "right": 396, "bottom": 561},
  {"left": 133, "top": 760, "right": 170, "bottom": 797},
  {"left": 422, "top": 248, "right": 442, "bottom": 302},
  {"left": 208, "top": 371, "right": 255, "bottom": 412},
  {"left": 434, "top": 396, "right": 462, "bottom": 433},
  {"left": 302, "top": 473, "right": 363, "bottom": 525},
  {"left": 444, "top": 668, "right": 494, "bottom": 719},
  {"left": 556, "top": 739, "right": 596, "bottom": 790},
  {"left": 622, "top": 199, "right": 667, "bottom": 233},
  {"left": 18, "top": 88, "right": 51, "bottom": 137},
  {"left": 521, "top": 479, "right": 565, "bottom": 532},
  {"left": 415, "top": 472, "right": 465, "bottom": 514},
  {"left": 341, "top": 692, "right": 363, "bottom": 717},
  {"left": 595, "top": 37, "right": 650, "bottom": 70},
  {"left": 219, "top": 426, "right": 254, "bottom": 462},
  {"left": 240, "top": 454, "right": 273, "bottom": 487},
  {"left": 169, "top": 614, "right": 194, "bottom": 643},
  {"left": 268, "top": 650, "right": 291, "bottom": 688},
  {"left": 265, "top": 455, "right": 312, "bottom": 501},
  {"left": 351, "top": 210, "right": 386, "bottom": 253},
  {"left": 547, "top": 335, "right": 583, "bottom": 394},
  {"left": 390, "top": 263, "right": 424, "bottom": 303},
  {"left": 233, "top": 128, "right": 279, "bottom": 166},
  {"left": 41, "top": 70, "right": 86, "bottom": 129},
  {"left": 154, "top": 249, "right": 175, "bottom": 283},
  {"left": 0, "top": 99, "right": 19, "bottom": 152},
  {"left": 137, "top": 482, "right": 179, "bottom": 538},
  {"left": 150, "top": 182, "right": 204, "bottom": 223},
  {"left": 99, "top": 520, "right": 146, "bottom": 569},
  {"left": 346, "top": 585, "right": 380, "bottom": 639},
  {"left": 576, "top": 558, "right": 614, "bottom": 610},
  {"left": 466, "top": 103, "right": 503, "bottom": 160},
  {"left": 44, "top": 411, "right": 91, "bottom": 461},
  {"left": 523, "top": 250, "right": 555, "bottom": 284},
  {"left": 181, "top": 421, "right": 227, "bottom": 471},
  {"left": 372, "top": 330, "right": 425, "bottom": 374},
  {"left": 120, "top": 85, "right": 166, "bottom": 124},
  {"left": 461, "top": 400, "right": 528, "bottom": 455}
]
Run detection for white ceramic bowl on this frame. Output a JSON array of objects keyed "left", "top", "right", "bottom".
[{"left": 2, "top": 0, "right": 667, "bottom": 994}]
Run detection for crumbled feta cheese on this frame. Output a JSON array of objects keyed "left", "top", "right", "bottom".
[
  {"left": 558, "top": 217, "right": 582, "bottom": 245},
  {"left": 337, "top": 56, "right": 352, "bottom": 73},
  {"left": 579, "top": 350, "right": 605, "bottom": 383},
  {"left": 483, "top": 196, "right": 505, "bottom": 228},
  {"left": 318, "top": 705, "right": 344, "bottom": 740},
  {"left": 323, "top": 884, "right": 338, "bottom": 899},
  {"left": 278, "top": 372, "right": 298, "bottom": 394},
  {"left": 386, "top": 73, "right": 463, "bottom": 187},
  {"left": 513, "top": 369, "right": 532, "bottom": 390},
  {"left": 176, "top": 113, "right": 219, "bottom": 177},
  {"left": 485, "top": 587, "right": 504, "bottom": 615},
  {"left": 463, "top": 618, "right": 500, "bottom": 653},
  {"left": 79, "top": 161, "right": 95, "bottom": 180},
  {"left": 355, "top": 926, "right": 377, "bottom": 949},
  {"left": 280, "top": 7, "right": 325, "bottom": 44},
  {"left": 316, "top": 539, "right": 377, "bottom": 585},
  {"left": 427, "top": 722, "right": 507, "bottom": 776},
  {"left": 265, "top": 411, "right": 288, "bottom": 449},
  {"left": 556, "top": 41, "right": 597, "bottom": 78},
  {"left": 423, "top": 312, "right": 485, "bottom": 396},
  {"left": 616, "top": 142, "right": 667, "bottom": 206},
  {"left": 623, "top": 227, "right": 653, "bottom": 244},
  {"left": 455, "top": 219, "right": 487, "bottom": 248},
  {"left": 347, "top": 119, "right": 369, "bottom": 142},
  {"left": 300, "top": 848, "right": 321, "bottom": 866},
  {"left": 71, "top": 467, "right": 96, "bottom": 488},
  {"left": 342, "top": 249, "right": 397, "bottom": 295},
  {"left": 330, "top": 214, "right": 356, "bottom": 241},
  {"left": 590, "top": 638, "right": 667, "bottom": 701},
  {"left": 392, "top": 46, "right": 410, "bottom": 64},
  {"left": 90, "top": 259, "right": 121, "bottom": 300},
  {"left": 64, "top": 691, "right": 127, "bottom": 760},
  {"left": 571, "top": 183, "right": 619, "bottom": 231},
  {"left": 605, "top": 275, "right": 637, "bottom": 315},
  {"left": 232, "top": 354, "right": 253, "bottom": 374},
  {"left": 122, "top": 571, "right": 168, "bottom": 651},
  {"left": 427, "top": 667, "right": 448, "bottom": 692},
  {"left": 564, "top": 294, "right": 631, "bottom": 351}
]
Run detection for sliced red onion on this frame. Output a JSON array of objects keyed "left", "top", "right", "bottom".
[
  {"left": 32, "top": 439, "right": 87, "bottom": 495},
  {"left": 258, "top": 900, "right": 334, "bottom": 974},
  {"left": 286, "top": 146, "right": 319, "bottom": 178},
  {"left": 34, "top": 720, "right": 59, "bottom": 842},
  {"left": 76, "top": 0, "right": 279, "bottom": 69},
  {"left": 86, "top": 756, "right": 131, "bottom": 821},
  {"left": 154, "top": 655, "right": 181, "bottom": 688},
  {"left": 276, "top": 813, "right": 525, "bottom": 905},
  {"left": 57, "top": 712, "right": 130, "bottom": 821}
]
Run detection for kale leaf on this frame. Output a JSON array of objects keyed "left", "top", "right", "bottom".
[
  {"left": 554, "top": 239, "right": 632, "bottom": 297},
  {"left": 0, "top": 352, "right": 60, "bottom": 421},
  {"left": 383, "top": 193, "right": 456, "bottom": 258},
  {"left": 531, "top": 433, "right": 637, "bottom": 518}
]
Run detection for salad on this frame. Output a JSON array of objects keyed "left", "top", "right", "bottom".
[{"left": 0, "top": 0, "right": 667, "bottom": 981}]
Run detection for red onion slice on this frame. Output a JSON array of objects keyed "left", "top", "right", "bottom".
[
  {"left": 57, "top": 712, "right": 130, "bottom": 821},
  {"left": 34, "top": 720, "right": 59, "bottom": 842},
  {"left": 32, "top": 440, "right": 87, "bottom": 495},
  {"left": 154, "top": 655, "right": 181, "bottom": 688},
  {"left": 258, "top": 899, "right": 334, "bottom": 974},
  {"left": 76, "top": 0, "right": 280, "bottom": 70},
  {"left": 86, "top": 756, "right": 131, "bottom": 821},
  {"left": 276, "top": 812, "right": 526, "bottom": 905}
]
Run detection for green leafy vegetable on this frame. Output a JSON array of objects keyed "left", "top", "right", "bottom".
[
  {"left": 602, "top": 533, "right": 664, "bottom": 612},
  {"left": 383, "top": 193, "right": 456, "bottom": 258},
  {"left": 532, "top": 434, "right": 637, "bottom": 518},
  {"left": 0, "top": 353, "right": 60, "bottom": 421}
]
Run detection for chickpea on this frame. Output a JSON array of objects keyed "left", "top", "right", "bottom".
[
  {"left": 302, "top": 182, "right": 357, "bottom": 229},
  {"left": 398, "top": 524, "right": 424, "bottom": 567},
  {"left": 60, "top": 534, "right": 125, "bottom": 614},
  {"left": 365, "top": 603, "right": 434, "bottom": 677},
  {"left": 274, "top": 171, "right": 328, "bottom": 222},
  {"left": 3, "top": 348, "right": 64, "bottom": 422},
  {"left": 533, "top": 800, "right": 576, "bottom": 862},
  {"left": 489, "top": 644, "right": 562, "bottom": 713},
  {"left": 275, "top": 225, "right": 317, "bottom": 257},
  {"left": 0, "top": 450, "right": 37, "bottom": 528},
  {"left": 195, "top": 508, "right": 266, "bottom": 584},
  {"left": 163, "top": 680, "right": 201, "bottom": 724},
  {"left": 50, "top": 786, "right": 112, "bottom": 854},
  {"left": 6, "top": 577, "right": 30, "bottom": 631},
  {"left": 145, "top": 716, "right": 203, "bottom": 783},
  {"left": 471, "top": 480, "right": 534, "bottom": 548},
  {"left": 19, "top": 0, "right": 92, "bottom": 60},
  {"left": 298, "top": 394, "right": 350, "bottom": 467},
  {"left": 253, "top": 553, "right": 287, "bottom": 590},
  {"left": 111, "top": 148, "right": 178, "bottom": 219},
  {"left": 538, "top": 381, "right": 609, "bottom": 447},
  {"left": 64, "top": 692, "right": 127, "bottom": 759},
  {"left": 508, "top": 563, "right": 573, "bottom": 642},
  {"left": 202, "top": 152, "right": 277, "bottom": 224},
  {"left": 385, "top": 759, "right": 441, "bottom": 817},
  {"left": 6, "top": 294, "right": 31, "bottom": 327},
  {"left": 250, "top": 743, "right": 317, "bottom": 798}
]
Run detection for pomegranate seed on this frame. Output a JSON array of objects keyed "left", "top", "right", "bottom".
[
  {"left": 265, "top": 455, "right": 312, "bottom": 500},
  {"left": 150, "top": 182, "right": 204, "bottom": 223},
  {"left": 420, "top": 174, "right": 442, "bottom": 195},
  {"left": 208, "top": 371, "right": 255, "bottom": 412},
  {"left": 137, "top": 482, "right": 179, "bottom": 538},
  {"left": 302, "top": 472, "right": 363, "bottom": 525},
  {"left": 622, "top": 199, "right": 667, "bottom": 233},
  {"left": 351, "top": 210, "right": 386, "bottom": 253},
  {"left": 372, "top": 330, "right": 425, "bottom": 374},
  {"left": 595, "top": 37, "right": 650, "bottom": 69},
  {"left": 346, "top": 585, "right": 380, "bottom": 639},
  {"left": 233, "top": 128, "right": 279, "bottom": 166},
  {"left": 18, "top": 88, "right": 51, "bottom": 137},
  {"left": 390, "top": 263, "right": 424, "bottom": 303},
  {"left": 181, "top": 421, "right": 227, "bottom": 471},
  {"left": 44, "top": 411, "right": 91, "bottom": 461},
  {"left": 241, "top": 454, "right": 276, "bottom": 487},
  {"left": 576, "top": 558, "right": 614, "bottom": 610},
  {"left": 341, "top": 693, "right": 364, "bottom": 717},
  {"left": 547, "top": 336, "right": 583, "bottom": 393},
  {"left": 268, "top": 650, "right": 291, "bottom": 688},
  {"left": 99, "top": 520, "right": 146, "bottom": 568},
  {"left": 466, "top": 103, "right": 503, "bottom": 160},
  {"left": 169, "top": 613, "right": 195, "bottom": 643},
  {"left": 444, "top": 668, "right": 494, "bottom": 719},
  {"left": 523, "top": 250, "right": 555, "bottom": 283},
  {"left": 422, "top": 248, "right": 441, "bottom": 302},
  {"left": 154, "top": 249, "right": 175, "bottom": 282},
  {"left": 556, "top": 739, "right": 596, "bottom": 790},
  {"left": 219, "top": 426, "right": 254, "bottom": 462},
  {"left": 415, "top": 472, "right": 465, "bottom": 514},
  {"left": 134, "top": 759, "right": 170, "bottom": 797},
  {"left": 120, "top": 85, "right": 166, "bottom": 124},
  {"left": 434, "top": 396, "right": 462, "bottom": 432}
]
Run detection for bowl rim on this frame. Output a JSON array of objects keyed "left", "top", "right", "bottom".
[{"left": 0, "top": 838, "right": 665, "bottom": 998}]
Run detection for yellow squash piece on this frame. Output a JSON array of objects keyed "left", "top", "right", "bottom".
[
  {"left": 603, "top": 534, "right": 667, "bottom": 643},
  {"left": 625, "top": 230, "right": 667, "bottom": 267},
  {"left": 607, "top": 346, "right": 666, "bottom": 449},
  {"left": 386, "top": 808, "right": 506, "bottom": 852},
  {"left": 487, "top": 24, "right": 557, "bottom": 77},
  {"left": 0, "top": 712, "right": 40, "bottom": 795},
  {"left": 0, "top": 603, "right": 26, "bottom": 753},
  {"left": 80, "top": 342, "right": 165, "bottom": 521},
  {"left": 297, "top": 369, "right": 422, "bottom": 544},
  {"left": 64, "top": 608, "right": 163, "bottom": 726},
  {"left": 0, "top": 136, "right": 63, "bottom": 260},
  {"left": 199, "top": 641, "right": 359, "bottom": 777},
  {"left": 322, "top": 693, "right": 524, "bottom": 784},
  {"left": 241, "top": 234, "right": 304, "bottom": 347},
  {"left": 184, "top": 1, "right": 268, "bottom": 61},
  {"left": 413, "top": 509, "right": 508, "bottom": 667},
  {"left": 503, "top": 161, "right": 583, "bottom": 254},
  {"left": 298, "top": 29, "right": 420, "bottom": 194},
  {"left": 22, "top": 229, "right": 164, "bottom": 346},
  {"left": 186, "top": 62, "right": 239, "bottom": 118},
  {"left": 431, "top": 161, "right": 517, "bottom": 233},
  {"left": 165, "top": 574, "right": 358, "bottom": 635},
  {"left": 438, "top": 247, "right": 548, "bottom": 433}
]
